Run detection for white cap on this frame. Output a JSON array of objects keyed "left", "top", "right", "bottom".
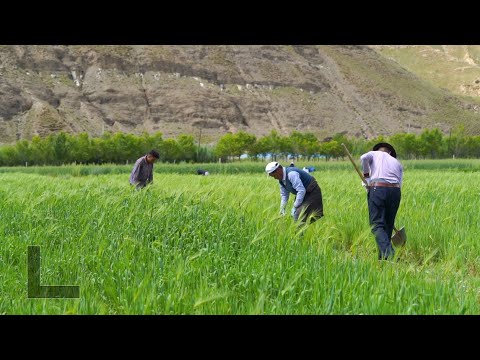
[{"left": 265, "top": 161, "right": 280, "bottom": 174}]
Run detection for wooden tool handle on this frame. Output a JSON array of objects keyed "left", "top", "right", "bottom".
[{"left": 341, "top": 143, "right": 368, "bottom": 186}]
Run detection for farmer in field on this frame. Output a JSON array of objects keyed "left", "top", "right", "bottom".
[
  {"left": 196, "top": 169, "right": 210, "bottom": 176},
  {"left": 265, "top": 161, "right": 323, "bottom": 224},
  {"left": 360, "top": 142, "right": 403, "bottom": 260},
  {"left": 129, "top": 150, "right": 160, "bottom": 189}
]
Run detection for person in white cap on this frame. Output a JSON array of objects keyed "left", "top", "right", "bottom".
[{"left": 265, "top": 161, "right": 323, "bottom": 224}]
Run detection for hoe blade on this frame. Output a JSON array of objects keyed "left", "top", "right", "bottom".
[{"left": 391, "top": 226, "right": 406, "bottom": 247}]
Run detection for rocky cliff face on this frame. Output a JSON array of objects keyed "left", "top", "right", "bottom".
[{"left": 1, "top": 45, "right": 479, "bottom": 144}]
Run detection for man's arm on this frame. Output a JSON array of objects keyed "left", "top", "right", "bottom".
[
  {"left": 280, "top": 184, "right": 289, "bottom": 213},
  {"left": 148, "top": 165, "right": 153, "bottom": 184},
  {"left": 360, "top": 152, "right": 373, "bottom": 178},
  {"left": 130, "top": 160, "right": 146, "bottom": 187},
  {"left": 130, "top": 162, "right": 141, "bottom": 185},
  {"left": 288, "top": 172, "right": 306, "bottom": 208}
]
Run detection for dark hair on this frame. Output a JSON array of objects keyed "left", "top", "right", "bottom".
[
  {"left": 148, "top": 150, "right": 160, "bottom": 158},
  {"left": 372, "top": 143, "right": 397, "bottom": 158}
]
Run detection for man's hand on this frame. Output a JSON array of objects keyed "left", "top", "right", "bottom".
[
  {"left": 362, "top": 179, "right": 370, "bottom": 192},
  {"left": 291, "top": 206, "right": 300, "bottom": 221},
  {"left": 291, "top": 206, "right": 297, "bottom": 217}
]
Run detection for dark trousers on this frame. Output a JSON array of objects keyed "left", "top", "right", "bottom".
[
  {"left": 295, "top": 178, "right": 324, "bottom": 224},
  {"left": 367, "top": 186, "right": 401, "bottom": 260}
]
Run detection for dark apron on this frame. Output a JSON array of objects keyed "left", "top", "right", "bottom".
[{"left": 295, "top": 178, "right": 324, "bottom": 223}]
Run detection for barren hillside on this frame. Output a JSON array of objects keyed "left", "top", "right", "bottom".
[{"left": 1, "top": 45, "right": 479, "bottom": 144}]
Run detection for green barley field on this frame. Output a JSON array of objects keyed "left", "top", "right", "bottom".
[{"left": 1, "top": 160, "right": 479, "bottom": 314}]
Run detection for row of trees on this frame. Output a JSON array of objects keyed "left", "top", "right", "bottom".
[
  {"left": 214, "top": 128, "right": 480, "bottom": 161},
  {"left": 0, "top": 132, "right": 214, "bottom": 166},
  {"left": 1, "top": 127, "right": 480, "bottom": 166}
]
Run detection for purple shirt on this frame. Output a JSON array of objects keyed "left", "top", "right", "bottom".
[
  {"left": 129, "top": 155, "right": 154, "bottom": 187},
  {"left": 360, "top": 151, "right": 403, "bottom": 186}
]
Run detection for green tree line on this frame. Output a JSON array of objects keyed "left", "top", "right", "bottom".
[
  {"left": 215, "top": 127, "right": 480, "bottom": 162},
  {"left": 1, "top": 126, "right": 480, "bottom": 167},
  {"left": 0, "top": 132, "right": 214, "bottom": 166}
]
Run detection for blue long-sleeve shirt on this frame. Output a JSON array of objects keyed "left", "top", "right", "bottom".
[{"left": 279, "top": 167, "right": 307, "bottom": 209}]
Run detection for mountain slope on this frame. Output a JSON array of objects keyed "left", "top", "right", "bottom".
[
  {"left": 1, "top": 45, "right": 479, "bottom": 144},
  {"left": 370, "top": 45, "right": 480, "bottom": 99}
]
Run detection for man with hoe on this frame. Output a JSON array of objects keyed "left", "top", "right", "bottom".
[{"left": 360, "top": 142, "right": 403, "bottom": 260}]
